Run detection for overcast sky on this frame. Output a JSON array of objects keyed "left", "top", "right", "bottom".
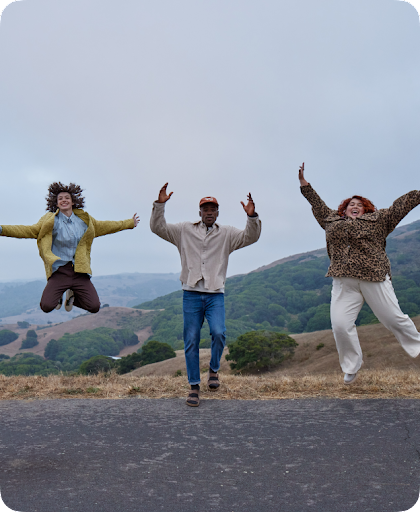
[{"left": 0, "top": 0, "right": 420, "bottom": 281}]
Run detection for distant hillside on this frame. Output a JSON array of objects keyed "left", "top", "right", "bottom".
[
  {"left": 0, "top": 272, "right": 180, "bottom": 324},
  {"left": 136, "top": 219, "right": 420, "bottom": 349},
  {"left": 0, "top": 307, "right": 156, "bottom": 359}
]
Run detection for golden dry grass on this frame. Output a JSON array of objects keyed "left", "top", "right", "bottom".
[{"left": 1, "top": 368, "right": 420, "bottom": 401}]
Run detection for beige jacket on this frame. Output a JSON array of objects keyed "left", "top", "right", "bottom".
[{"left": 150, "top": 202, "right": 262, "bottom": 291}]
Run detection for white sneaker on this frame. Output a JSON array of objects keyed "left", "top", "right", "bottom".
[
  {"left": 55, "top": 298, "right": 63, "bottom": 310},
  {"left": 344, "top": 372, "right": 358, "bottom": 385},
  {"left": 65, "top": 289, "right": 75, "bottom": 312}
]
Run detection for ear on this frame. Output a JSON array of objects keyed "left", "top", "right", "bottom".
[
  {"left": 215, "top": 210, "right": 219, "bottom": 219},
  {"left": 199, "top": 210, "right": 202, "bottom": 218}
]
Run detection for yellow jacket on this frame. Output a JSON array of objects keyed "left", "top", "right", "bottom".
[{"left": 0, "top": 209, "right": 135, "bottom": 279}]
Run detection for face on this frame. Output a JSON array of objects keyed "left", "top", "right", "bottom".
[
  {"left": 199, "top": 203, "right": 219, "bottom": 227},
  {"left": 57, "top": 192, "right": 74, "bottom": 212},
  {"left": 345, "top": 198, "right": 365, "bottom": 218}
]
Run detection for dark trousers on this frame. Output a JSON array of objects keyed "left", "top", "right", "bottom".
[{"left": 40, "top": 262, "right": 100, "bottom": 314}]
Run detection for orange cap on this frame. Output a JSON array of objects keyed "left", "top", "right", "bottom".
[{"left": 199, "top": 196, "right": 219, "bottom": 207}]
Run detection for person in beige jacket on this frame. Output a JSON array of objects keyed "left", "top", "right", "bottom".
[
  {"left": 150, "top": 183, "right": 262, "bottom": 406},
  {"left": 1, "top": 182, "right": 139, "bottom": 314}
]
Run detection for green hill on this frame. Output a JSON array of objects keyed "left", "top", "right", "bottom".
[{"left": 135, "top": 219, "right": 420, "bottom": 349}]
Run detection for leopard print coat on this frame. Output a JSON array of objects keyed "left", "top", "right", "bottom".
[{"left": 301, "top": 184, "right": 420, "bottom": 282}]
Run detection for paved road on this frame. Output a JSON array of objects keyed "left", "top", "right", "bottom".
[{"left": 0, "top": 399, "right": 419, "bottom": 512}]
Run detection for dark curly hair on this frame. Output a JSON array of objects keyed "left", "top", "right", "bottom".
[
  {"left": 337, "top": 195, "right": 376, "bottom": 217},
  {"left": 46, "top": 182, "right": 85, "bottom": 212}
]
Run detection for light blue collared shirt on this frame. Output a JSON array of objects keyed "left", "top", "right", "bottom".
[{"left": 51, "top": 211, "right": 88, "bottom": 273}]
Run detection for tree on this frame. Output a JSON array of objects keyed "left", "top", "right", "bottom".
[
  {"left": 115, "top": 352, "right": 143, "bottom": 374},
  {"left": 226, "top": 330, "right": 298, "bottom": 372},
  {"left": 17, "top": 321, "right": 30, "bottom": 329},
  {"left": 0, "top": 329, "right": 19, "bottom": 347},
  {"left": 79, "top": 355, "right": 115, "bottom": 375},
  {"left": 137, "top": 340, "right": 176, "bottom": 366},
  {"left": 21, "top": 330, "right": 39, "bottom": 349}
]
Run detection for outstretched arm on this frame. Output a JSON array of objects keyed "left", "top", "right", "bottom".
[
  {"left": 93, "top": 216, "right": 136, "bottom": 237},
  {"left": 150, "top": 183, "right": 182, "bottom": 247},
  {"left": 0, "top": 217, "right": 44, "bottom": 239},
  {"left": 299, "top": 162, "right": 333, "bottom": 229}
]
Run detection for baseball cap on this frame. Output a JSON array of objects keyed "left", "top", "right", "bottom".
[{"left": 199, "top": 196, "right": 219, "bottom": 207}]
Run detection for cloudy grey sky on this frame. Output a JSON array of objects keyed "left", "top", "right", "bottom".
[{"left": 0, "top": 0, "right": 420, "bottom": 281}]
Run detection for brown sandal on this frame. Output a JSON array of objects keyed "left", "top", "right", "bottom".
[
  {"left": 208, "top": 370, "right": 220, "bottom": 391},
  {"left": 186, "top": 390, "right": 200, "bottom": 407}
]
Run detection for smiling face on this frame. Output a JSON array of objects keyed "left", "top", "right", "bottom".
[
  {"left": 345, "top": 197, "right": 365, "bottom": 218},
  {"left": 199, "top": 203, "right": 219, "bottom": 227},
  {"left": 57, "top": 192, "right": 74, "bottom": 215}
]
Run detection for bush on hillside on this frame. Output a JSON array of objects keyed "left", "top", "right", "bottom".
[
  {"left": 21, "top": 329, "right": 39, "bottom": 349},
  {"left": 17, "top": 321, "right": 30, "bottom": 329},
  {"left": 79, "top": 355, "right": 115, "bottom": 375},
  {"left": 0, "top": 354, "right": 10, "bottom": 360},
  {"left": 44, "top": 327, "right": 139, "bottom": 371},
  {"left": 115, "top": 352, "right": 143, "bottom": 374},
  {"left": 137, "top": 340, "right": 176, "bottom": 366},
  {"left": 226, "top": 330, "right": 298, "bottom": 372},
  {"left": 0, "top": 329, "right": 19, "bottom": 347},
  {"left": 0, "top": 353, "right": 61, "bottom": 376}
]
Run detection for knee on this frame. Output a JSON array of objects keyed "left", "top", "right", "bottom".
[
  {"left": 331, "top": 318, "right": 355, "bottom": 337},
  {"left": 40, "top": 300, "right": 55, "bottom": 314},
  {"left": 211, "top": 329, "right": 226, "bottom": 342},
  {"left": 88, "top": 302, "right": 100, "bottom": 314}
]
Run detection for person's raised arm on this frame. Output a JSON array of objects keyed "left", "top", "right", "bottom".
[
  {"left": 384, "top": 190, "right": 420, "bottom": 234},
  {"left": 230, "top": 193, "right": 262, "bottom": 252},
  {"left": 299, "top": 162, "right": 333, "bottom": 229},
  {"left": 150, "top": 183, "right": 182, "bottom": 247}
]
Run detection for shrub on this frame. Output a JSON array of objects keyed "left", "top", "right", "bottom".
[
  {"left": 226, "top": 330, "right": 298, "bottom": 372},
  {"left": 79, "top": 355, "right": 115, "bottom": 375},
  {"left": 115, "top": 352, "right": 143, "bottom": 374},
  {"left": 316, "top": 343, "right": 325, "bottom": 350},
  {"left": 137, "top": 340, "right": 176, "bottom": 366},
  {"left": 17, "top": 321, "right": 30, "bottom": 329},
  {"left": 0, "top": 329, "right": 19, "bottom": 347},
  {"left": 21, "top": 330, "right": 39, "bottom": 349},
  {"left": 0, "top": 354, "right": 10, "bottom": 360}
]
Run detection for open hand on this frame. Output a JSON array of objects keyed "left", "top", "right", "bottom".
[
  {"left": 298, "top": 162, "right": 308, "bottom": 186},
  {"left": 157, "top": 183, "right": 173, "bottom": 203},
  {"left": 241, "top": 193, "right": 256, "bottom": 216},
  {"left": 132, "top": 213, "right": 140, "bottom": 227}
]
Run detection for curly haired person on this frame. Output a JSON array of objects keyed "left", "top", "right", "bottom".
[
  {"left": 299, "top": 163, "right": 420, "bottom": 384},
  {"left": 0, "top": 182, "right": 139, "bottom": 314}
]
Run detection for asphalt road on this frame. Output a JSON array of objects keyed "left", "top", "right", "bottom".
[{"left": 0, "top": 398, "right": 419, "bottom": 512}]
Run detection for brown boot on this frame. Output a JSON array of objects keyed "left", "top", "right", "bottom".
[{"left": 208, "top": 370, "right": 220, "bottom": 391}]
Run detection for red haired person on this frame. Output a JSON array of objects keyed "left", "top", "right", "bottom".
[
  {"left": 0, "top": 182, "right": 139, "bottom": 314},
  {"left": 299, "top": 163, "right": 420, "bottom": 384}
]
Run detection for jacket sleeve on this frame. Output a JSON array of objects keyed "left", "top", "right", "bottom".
[
  {"left": 150, "top": 202, "right": 183, "bottom": 248},
  {"left": 92, "top": 218, "right": 135, "bottom": 238},
  {"left": 384, "top": 190, "right": 420, "bottom": 234},
  {"left": 300, "top": 184, "right": 333, "bottom": 230},
  {"left": 0, "top": 218, "right": 43, "bottom": 239},
  {"left": 229, "top": 215, "right": 262, "bottom": 253}
]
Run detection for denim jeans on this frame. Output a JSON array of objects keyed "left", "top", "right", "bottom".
[{"left": 183, "top": 291, "right": 226, "bottom": 385}]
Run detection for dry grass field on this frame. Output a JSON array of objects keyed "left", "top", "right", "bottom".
[{"left": 1, "top": 369, "right": 420, "bottom": 401}]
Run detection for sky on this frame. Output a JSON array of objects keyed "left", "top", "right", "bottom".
[{"left": 0, "top": 0, "right": 420, "bottom": 281}]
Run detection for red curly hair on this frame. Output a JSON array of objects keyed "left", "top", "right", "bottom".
[{"left": 337, "top": 195, "right": 376, "bottom": 217}]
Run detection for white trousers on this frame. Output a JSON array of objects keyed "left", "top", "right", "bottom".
[{"left": 330, "top": 276, "right": 420, "bottom": 374}]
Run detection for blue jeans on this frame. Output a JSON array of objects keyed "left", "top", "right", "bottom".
[{"left": 183, "top": 291, "right": 226, "bottom": 385}]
